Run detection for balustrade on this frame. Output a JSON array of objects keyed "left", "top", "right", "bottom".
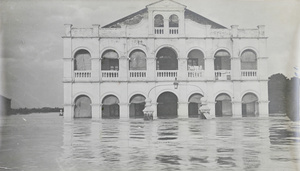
[
  {"left": 129, "top": 71, "right": 146, "bottom": 77},
  {"left": 74, "top": 71, "right": 91, "bottom": 78},
  {"left": 102, "top": 71, "right": 119, "bottom": 78},
  {"left": 169, "top": 28, "right": 178, "bottom": 34},
  {"left": 154, "top": 28, "right": 164, "bottom": 34},
  {"left": 241, "top": 70, "right": 257, "bottom": 77},
  {"left": 215, "top": 70, "right": 231, "bottom": 80},
  {"left": 188, "top": 71, "right": 203, "bottom": 78},
  {"left": 156, "top": 71, "right": 178, "bottom": 78}
]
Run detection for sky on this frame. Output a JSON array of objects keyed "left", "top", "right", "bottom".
[{"left": 0, "top": 0, "right": 300, "bottom": 108}]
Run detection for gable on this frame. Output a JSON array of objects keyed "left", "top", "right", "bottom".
[
  {"left": 146, "top": 0, "right": 186, "bottom": 9},
  {"left": 185, "top": 9, "right": 226, "bottom": 29}
]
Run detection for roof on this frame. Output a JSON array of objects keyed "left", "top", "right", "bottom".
[
  {"left": 185, "top": 9, "right": 226, "bottom": 29},
  {"left": 102, "top": 8, "right": 148, "bottom": 28},
  {"left": 102, "top": 0, "right": 226, "bottom": 29}
]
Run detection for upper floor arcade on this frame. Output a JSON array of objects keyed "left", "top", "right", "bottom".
[{"left": 64, "top": 45, "right": 267, "bottom": 83}]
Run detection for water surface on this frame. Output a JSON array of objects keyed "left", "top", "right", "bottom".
[{"left": 0, "top": 113, "right": 300, "bottom": 171}]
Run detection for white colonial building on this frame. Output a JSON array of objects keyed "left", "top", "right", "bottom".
[{"left": 62, "top": 0, "right": 269, "bottom": 120}]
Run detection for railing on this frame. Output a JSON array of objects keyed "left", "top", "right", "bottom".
[
  {"left": 156, "top": 71, "right": 177, "bottom": 77},
  {"left": 241, "top": 70, "right": 257, "bottom": 77},
  {"left": 129, "top": 71, "right": 146, "bottom": 77},
  {"left": 215, "top": 70, "right": 231, "bottom": 80},
  {"left": 169, "top": 28, "right": 178, "bottom": 34},
  {"left": 102, "top": 71, "right": 119, "bottom": 78},
  {"left": 74, "top": 71, "right": 91, "bottom": 78},
  {"left": 188, "top": 71, "right": 203, "bottom": 78},
  {"left": 154, "top": 28, "right": 164, "bottom": 34}
]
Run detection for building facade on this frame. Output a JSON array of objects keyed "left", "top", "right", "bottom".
[{"left": 62, "top": 0, "right": 269, "bottom": 120}]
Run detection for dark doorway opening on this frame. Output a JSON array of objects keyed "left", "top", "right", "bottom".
[
  {"left": 188, "top": 93, "right": 203, "bottom": 118},
  {"left": 102, "top": 95, "right": 120, "bottom": 119},
  {"left": 129, "top": 94, "right": 146, "bottom": 118},
  {"left": 215, "top": 94, "right": 232, "bottom": 117},
  {"left": 74, "top": 95, "right": 92, "bottom": 118},
  {"left": 157, "top": 92, "right": 178, "bottom": 119}
]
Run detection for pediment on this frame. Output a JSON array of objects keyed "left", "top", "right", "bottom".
[{"left": 146, "top": 0, "right": 186, "bottom": 10}]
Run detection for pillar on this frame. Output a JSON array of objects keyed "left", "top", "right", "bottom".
[
  {"left": 91, "top": 104, "right": 100, "bottom": 120},
  {"left": 119, "top": 103, "right": 129, "bottom": 120},
  {"left": 178, "top": 102, "right": 188, "bottom": 118},
  {"left": 232, "top": 101, "right": 242, "bottom": 117},
  {"left": 119, "top": 56, "right": 128, "bottom": 81}
]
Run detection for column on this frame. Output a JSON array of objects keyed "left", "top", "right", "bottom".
[
  {"left": 178, "top": 102, "right": 188, "bottom": 118},
  {"left": 147, "top": 39, "right": 155, "bottom": 81},
  {"left": 205, "top": 39, "right": 214, "bottom": 80},
  {"left": 119, "top": 56, "right": 128, "bottom": 81},
  {"left": 232, "top": 81, "right": 242, "bottom": 117},
  {"left": 178, "top": 39, "right": 187, "bottom": 80},
  {"left": 91, "top": 104, "right": 101, "bottom": 120},
  {"left": 164, "top": 18, "right": 168, "bottom": 35},
  {"left": 259, "top": 81, "right": 269, "bottom": 117},
  {"left": 231, "top": 37, "right": 240, "bottom": 80},
  {"left": 119, "top": 103, "right": 129, "bottom": 120},
  {"left": 232, "top": 101, "right": 242, "bottom": 118}
]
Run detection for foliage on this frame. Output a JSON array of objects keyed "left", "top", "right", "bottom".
[{"left": 10, "top": 107, "right": 63, "bottom": 115}]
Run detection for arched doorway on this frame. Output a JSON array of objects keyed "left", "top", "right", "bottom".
[
  {"left": 214, "top": 50, "right": 231, "bottom": 70},
  {"left": 102, "top": 95, "right": 119, "bottom": 119},
  {"left": 101, "top": 50, "right": 119, "bottom": 70},
  {"left": 241, "top": 50, "right": 257, "bottom": 70},
  {"left": 156, "top": 47, "right": 178, "bottom": 70},
  {"left": 188, "top": 93, "right": 203, "bottom": 118},
  {"left": 215, "top": 93, "right": 232, "bottom": 117},
  {"left": 129, "top": 50, "right": 147, "bottom": 70},
  {"left": 157, "top": 92, "right": 178, "bottom": 119},
  {"left": 74, "top": 49, "right": 91, "bottom": 71},
  {"left": 129, "top": 94, "right": 146, "bottom": 118},
  {"left": 74, "top": 95, "right": 92, "bottom": 118},
  {"left": 187, "top": 49, "right": 205, "bottom": 70},
  {"left": 242, "top": 93, "right": 259, "bottom": 117}
]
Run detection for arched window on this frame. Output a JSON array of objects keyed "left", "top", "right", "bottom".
[
  {"left": 101, "top": 50, "right": 119, "bottom": 71},
  {"left": 242, "top": 93, "right": 259, "bottom": 117},
  {"left": 156, "top": 47, "right": 178, "bottom": 70},
  {"left": 187, "top": 50, "right": 205, "bottom": 70},
  {"left": 214, "top": 50, "right": 231, "bottom": 70},
  {"left": 74, "top": 49, "right": 91, "bottom": 70},
  {"left": 241, "top": 50, "right": 257, "bottom": 70},
  {"left": 154, "top": 14, "right": 164, "bottom": 27},
  {"left": 74, "top": 95, "right": 92, "bottom": 118},
  {"left": 129, "top": 50, "right": 147, "bottom": 70},
  {"left": 169, "top": 14, "right": 179, "bottom": 27},
  {"left": 215, "top": 93, "right": 232, "bottom": 117},
  {"left": 129, "top": 94, "right": 146, "bottom": 118},
  {"left": 102, "top": 95, "right": 120, "bottom": 119}
]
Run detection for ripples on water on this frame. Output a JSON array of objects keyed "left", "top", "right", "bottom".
[{"left": 0, "top": 114, "right": 300, "bottom": 171}]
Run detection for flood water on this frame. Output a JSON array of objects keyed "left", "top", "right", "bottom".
[{"left": 0, "top": 113, "right": 300, "bottom": 171}]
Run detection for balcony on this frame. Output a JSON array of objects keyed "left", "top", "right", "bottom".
[
  {"left": 215, "top": 70, "right": 231, "bottom": 80},
  {"left": 102, "top": 71, "right": 119, "bottom": 80},
  {"left": 241, "top": 70, "right": 257, "bottom": 80},
  {"left": 188, "top": 71, "right": 204, "bottom": 78},
  {"left": 129, "top": 71, "right": 147, "bottom": 78},
  {"left": 156, "top": 70, "right": 178, "bottom": 80},
  {"left": 74, "top": 71, "right": 91, "bottom": 78}
]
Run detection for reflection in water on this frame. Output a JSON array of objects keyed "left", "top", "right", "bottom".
[{"left": 1, "top": 113, "right": 300, "bottom": 170}]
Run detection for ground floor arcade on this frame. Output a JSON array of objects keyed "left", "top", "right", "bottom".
[{"left": 63, "top": 81, "right": 269, "bottom": 120}]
